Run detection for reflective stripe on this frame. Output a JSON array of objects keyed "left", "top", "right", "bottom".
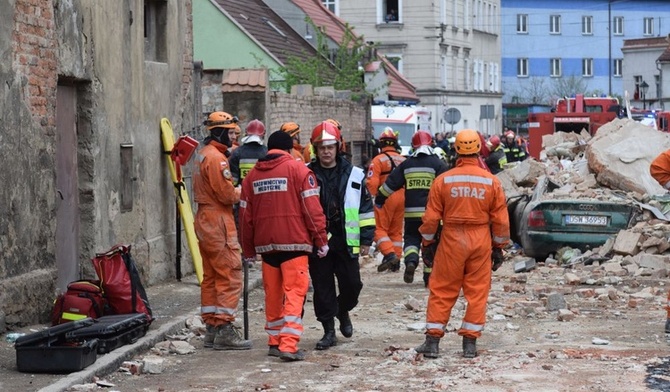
[
  {"left": 425, "top": 322, "right": 445, "bottom": 330},
  {"left": 360, "top": 211, "right": 375, "bottom": 220},
  {"left": 422, "top": 233, "right": 435, "bottom": 241},
  {"left": 405, "top": 211, "right": 425, "bottom": 218},
  {"left": 378, "top": 236, "right": 391, "bottom": 243},
  {"left": 216, "top": 307, "right": 237, "bottom": 316},
  {"left": 266, "top": 318, "right": 284, "bottom": 328},
  {"left": 380, "top": 183, "right": 394, "bottom": 197},
  {"left": 201, "top": 306, "right": 217, "bottom": 313},
  {"left": 393, "top": 241, "right": 403, "bottom": 247},
  {"left": 285, "top": 315, "right": 302, "bottom": 324},
  {"left": 405, "top": 167, "right": 437, "bottom": 175},
  {"left": 360, "top": 218, "right": 375, "bottom": 226},
  {"left": 302, "top": 189, "right": 320, "bottom": 198},
  {"left": 62, "top": 312, "right": 87, "bottom": 321},
  {"left": 444, "top": 175, "right": 493, "bottom": 185},
  {"left": 280, "top": 326, "right": 303, "bottom": 336},
  {"left": 461, "top": 321, "right": 484, "bottom": 331},
  {"left": 256, "top": 243, "right": 313, "bottom": 253},
  {"left": 344, "top": 167, "right": 365, "bottom": 251},
  {"left": 239, "top": 200, "right": 247, "bottom": 208},
  {"left": 423, "top": 267, "right": 432, "bottom": 273},
  {"left": 493, "top": 235, "right": 509, "bottom": 244},
  {"left": 404, "top": 246, "right": 419, "bottom": 257},
  {"left": 266, "top": 330, "right": 280, "bottom": 336}
]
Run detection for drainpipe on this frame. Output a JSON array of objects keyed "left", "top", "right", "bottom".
[{"left": 657, "top": 59, "right": 664, "bottom": 111}]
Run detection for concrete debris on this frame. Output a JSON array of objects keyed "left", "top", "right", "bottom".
[
  {"left": 591, "top": 337, "right": 610, "bottom": 345},
  {"left": 514, "top": 257, "right": 536, "bottom": 273},
  {"left": 142, "top": 355, "right": 165, "bottom": 374}
]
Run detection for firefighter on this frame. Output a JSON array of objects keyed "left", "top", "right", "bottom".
[
  {"left": 279, "top": 121, "right": 305, "bottom": 162},
  {"left": 239, "top": 131, "right": 329, "bottom": 361},
  {"left": 484, "top": 135, "right": 508, "bottom": 174},
  {"left": 307, "top": 121, "right": 375, "bottom": 350},
  {"left": 415, "top": 129, "right": 510, "bottom": 359},
  {"left": 502, "top": 130, "right": 527, "bottom": 162},
  {"left": 229, "top": 119, "right": 268, "bottom": 187},
  {"left": 375, "top": 130, "right": 448, "bottom": 287},
  {"left": 193, "top": 111, "right": 251, "bottom": 350},
  {"left": 649, "top": 149, "right": 670, "bottom": 334},
  {"left": 230, "top": 124, "right": 241, "bottom": 152},
  {"left": 366, "top": 127, "right": 406, "bottom": 273}
]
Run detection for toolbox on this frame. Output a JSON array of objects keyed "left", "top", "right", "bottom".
[
  {"left": 66, "top": 313, "right": 150, "bottom": 354},
  {"left": 14, "top": 318, "right": 98, "bottom": 373}
]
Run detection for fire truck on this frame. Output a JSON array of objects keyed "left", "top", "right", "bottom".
[
  {"left": 526, "top": 94, "right": 621, "bottom": 159},
  {"left": 630, "top": 109, "right": 670, "bottom": 132}
]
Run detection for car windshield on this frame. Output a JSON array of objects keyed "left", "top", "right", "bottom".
[{"left": 373, "top": 122, "right": 416, "bottom": 147}]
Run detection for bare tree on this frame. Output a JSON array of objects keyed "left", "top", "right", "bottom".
[{"left": 550, "top": 75, "right": 589, "bottom": 104}]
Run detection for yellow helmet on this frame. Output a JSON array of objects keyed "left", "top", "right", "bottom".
[{"left": 455, "top": 129, "right": 481, "bottom": 155}]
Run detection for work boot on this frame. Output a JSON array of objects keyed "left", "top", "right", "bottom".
[
  {"left": 203, "top": 324, "right": 218, "bottom": 348},
  {"left": 462, "top": 337, "right": 477, "bottom": 358},
  {"left": 415, "top": 335, "right": 440, "bottom": 359},
  {"left": 268, "top": 345, "right": 281, "bottom": 357},
  {"left": 338, "top": 310, "right": 353, "bottom": 338},
  {"left": 665, "top": 319, "right": 670, "bottom": 334},
  {"left": 315, "top": 319, "right": 338, "bottom": 350},
  {"left": 213, "top": 323, "right": 252, "bottom": 350},
  {"left": 279, "top": 349, "right": 306, "bottom": 362},
  {"left": 377, "top": 253, "right": 401, "bottom": 272},
  {"left": 404, "top": 261, "right": 417, "bottom": 283},
  {"left": 423, "top": 273, "right": 431, "bottom": 288}
]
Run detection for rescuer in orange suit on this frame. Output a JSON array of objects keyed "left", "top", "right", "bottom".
[
  {"left": 415, "top": 129, "right": 510, "bottom": 359},
  {"left": 239, "top": 131, "right": 329, "bottom": 361},
  {"left": 366, "top": 127, "right": 406, "bottom": 272},
  {"left": 193, "top": 111, "right": 252, "bottom": 350},
  {"left": 280, "top": 122, "right": 305, "bottom": 162},
  {"left": 649, "top": 149, "right": 670, "bottom": 334}
]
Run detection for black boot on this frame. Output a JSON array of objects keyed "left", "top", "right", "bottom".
[
  {"left": 377, "top": 253, "right": 400, "bottom": 272},
  {"left": 338, "top": 310, "right": 353, "bottom": 338},
  {"left": 404, "top": 261, "right": 417, "bottom": 283},
  {"left": 415, "top": 335, "right": 440, "bottom": 358},
  {"left": 665, "top": 319, "right": 670, "bottom": 334},
  {"left": 462, "top": 337, "right": 477, "bottom": 358},
  {"left": 316, "top": 319, "right": 338, "bottom": 350}
]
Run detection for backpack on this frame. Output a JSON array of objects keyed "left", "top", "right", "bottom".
[
  {"left": 92, "top": 244, "right": 153, "bottom": 323},
  {"left": 51, "top": 280, "right": 107, "bottom": 326}
]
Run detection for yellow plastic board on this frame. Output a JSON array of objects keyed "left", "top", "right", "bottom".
[{"left": 160, "top": 118, "right": 203, "bottom": 284}]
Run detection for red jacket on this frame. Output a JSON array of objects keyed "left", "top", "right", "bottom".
[{"left": 239, "top": 150, "right": 328, "bottom": 258}]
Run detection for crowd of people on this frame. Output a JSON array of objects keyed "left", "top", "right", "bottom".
[{"left": 192, "top": 112, "right": 512, "bottom": 362}]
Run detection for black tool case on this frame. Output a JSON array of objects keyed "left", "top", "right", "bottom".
[
  {"left": 14, "top": 318, "right": 98, "bottom": 373},
  {"left": 66, "top": 313, "right": 150, "bottom": 354}
]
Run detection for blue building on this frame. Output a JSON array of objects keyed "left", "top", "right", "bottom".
[{"left": 501, "top": 0, "right": 670, "bottom": 105}]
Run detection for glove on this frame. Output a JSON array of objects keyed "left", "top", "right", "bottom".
[
  {"left": 491, "top": 248, "right": 504, "bottom": 271},
  {"left": 374, "top": 195, "right": 387, "bottom": 209},
  {"left": 317, "top": 245, "right": 329, "bottom": 258},
  {"left": 421, "top": 239, "right": 436, "bottom": 265}
]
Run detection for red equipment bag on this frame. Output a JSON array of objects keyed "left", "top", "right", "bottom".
[
  {"left": 51, "top": 280, "right": 107, "bottom": 326},
  {"left": 92, "top": 245, "right": 153, "bottom": 323}
]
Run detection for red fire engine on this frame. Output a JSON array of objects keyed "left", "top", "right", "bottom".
[{"left": 526, "top": 94, "right": 620, "bottom": 159}]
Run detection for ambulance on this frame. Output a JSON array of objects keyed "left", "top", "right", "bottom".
[{"left": 371, "top": 102, "right": 432, "bottom": 155}]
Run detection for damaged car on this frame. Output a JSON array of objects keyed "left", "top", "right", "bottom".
[{"left": 507, "top": 176, "right": 642, "bottom": 260}]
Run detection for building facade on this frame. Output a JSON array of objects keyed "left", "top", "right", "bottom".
[
  {"left": 336, "top": 0, "right": 503, "bottom": 135},
  {"left": 501, "top": 0, "right": 670, "bottom": 107}
]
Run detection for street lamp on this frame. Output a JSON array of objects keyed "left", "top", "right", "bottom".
[{"left": 640, "top": 80, "right": 649, "bottom": 110}]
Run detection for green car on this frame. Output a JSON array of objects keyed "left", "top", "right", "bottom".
[{"left": 508, "top": 176, "right": 640, "bottom": 260}]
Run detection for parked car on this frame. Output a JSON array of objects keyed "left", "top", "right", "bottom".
[{"left": 507, "top": 176, "right": 641, "bottom": 260}]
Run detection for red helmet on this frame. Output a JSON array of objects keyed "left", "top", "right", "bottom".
[
  {"left": 411, "top": 130, "right": 433, "bottom": 149},
  {"left": 311, "top": 121, "right": 341, "bottom": 146},
  {"left": 245, "top": 119, "right": 265, "bottom": 136},
  {"left": 504, "top": 130, "right": 515, "bottom": 138},
  {"left": 379, "top": 127, "right": 398, "bottom": 141},
  {"left": 325, "top": 118, "right": 342, "bottom": 130},
  {"left": 489, "top": 135, "right": 501, "bottom": 149}
]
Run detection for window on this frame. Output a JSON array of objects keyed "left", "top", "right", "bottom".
[
  {"left": 582, "top": 16, "right": 593, "bottom": 35},
  {"left": 644, "top": 17, "right": 654, "bottom": 36},
  {"left": 582, "top": 58, "right": 593, "bottom": 77},
  {"left": 550, "top": 58, "right": 561, "bottom": 77},
  {"left": 613, "top": 16, "right": 624, "bottom": 35},
  {"left": 516, "top": 14, "right": 528, "bottom": 33},
  {"left": 144, "top": 0, "right": 167, "bottom": 62},
  {"left": 382, "top": 0, "right": 400, "bottom": 23},
  {"left": 517, "top": 58, "right": 528, "bottom": 77},
  {"left": 322, "top": 0, "right": 338, "bottom": 14},
  {"left": 385, "top": 54, "right": 403, "bottom": 74},
  {"left": 613, "top": 59, "right": 622, "bottom": 77},
  {"left": 550, "top": 15, "right": 561, "bottom": 34}
]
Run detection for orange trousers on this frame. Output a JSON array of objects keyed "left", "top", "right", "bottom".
[
  {"left": 262, "top": 256, "right": 310, "bottom": 353},
  {"left": 425, "top": 224, "right": 491, "bottom": 339},
  {"left": 195, "top": 206, "right": 243, "bottom": 327},
  {"left": 374, "top": 189, "right": 404, "bottom": 258}
]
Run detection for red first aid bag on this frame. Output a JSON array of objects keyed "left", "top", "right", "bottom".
[
  {"left": 92, "top": 244, "right": 153, "bottom": 323},
  {"left": 51, "top": 280, "right": 107, "bottom": 325}
]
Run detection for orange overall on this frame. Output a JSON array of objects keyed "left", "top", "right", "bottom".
[
  {"left": 419, "top": 157, "right": 510, "bottom": 339},
  {"left": 366, "top": 147, "right": 406, "bottom": 258},
  {"left": 193, "top": 140, "right": 242, "bottom": 327},
  {"left": 649, "top": 149, "right": 670, "bottom": 317}
]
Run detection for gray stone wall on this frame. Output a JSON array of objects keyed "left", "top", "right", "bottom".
[{"left": 0, "top": 0, "right": 196, "bottom": 327}]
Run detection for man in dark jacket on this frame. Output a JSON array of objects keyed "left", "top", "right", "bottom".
[
  {"left": 307, "top": 121, "right": 375, "bottom": 350},
  {"left": 484, "top": 135, "right": 508, "bottom": 174}
]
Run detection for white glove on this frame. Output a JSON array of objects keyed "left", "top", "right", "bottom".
[{"left": 317, "top": 245, "right": 329, "bottom": 258}]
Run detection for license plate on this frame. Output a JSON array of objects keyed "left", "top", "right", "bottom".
[{"left": 565, "top": 215, "right": 608, "bottom": 226}]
